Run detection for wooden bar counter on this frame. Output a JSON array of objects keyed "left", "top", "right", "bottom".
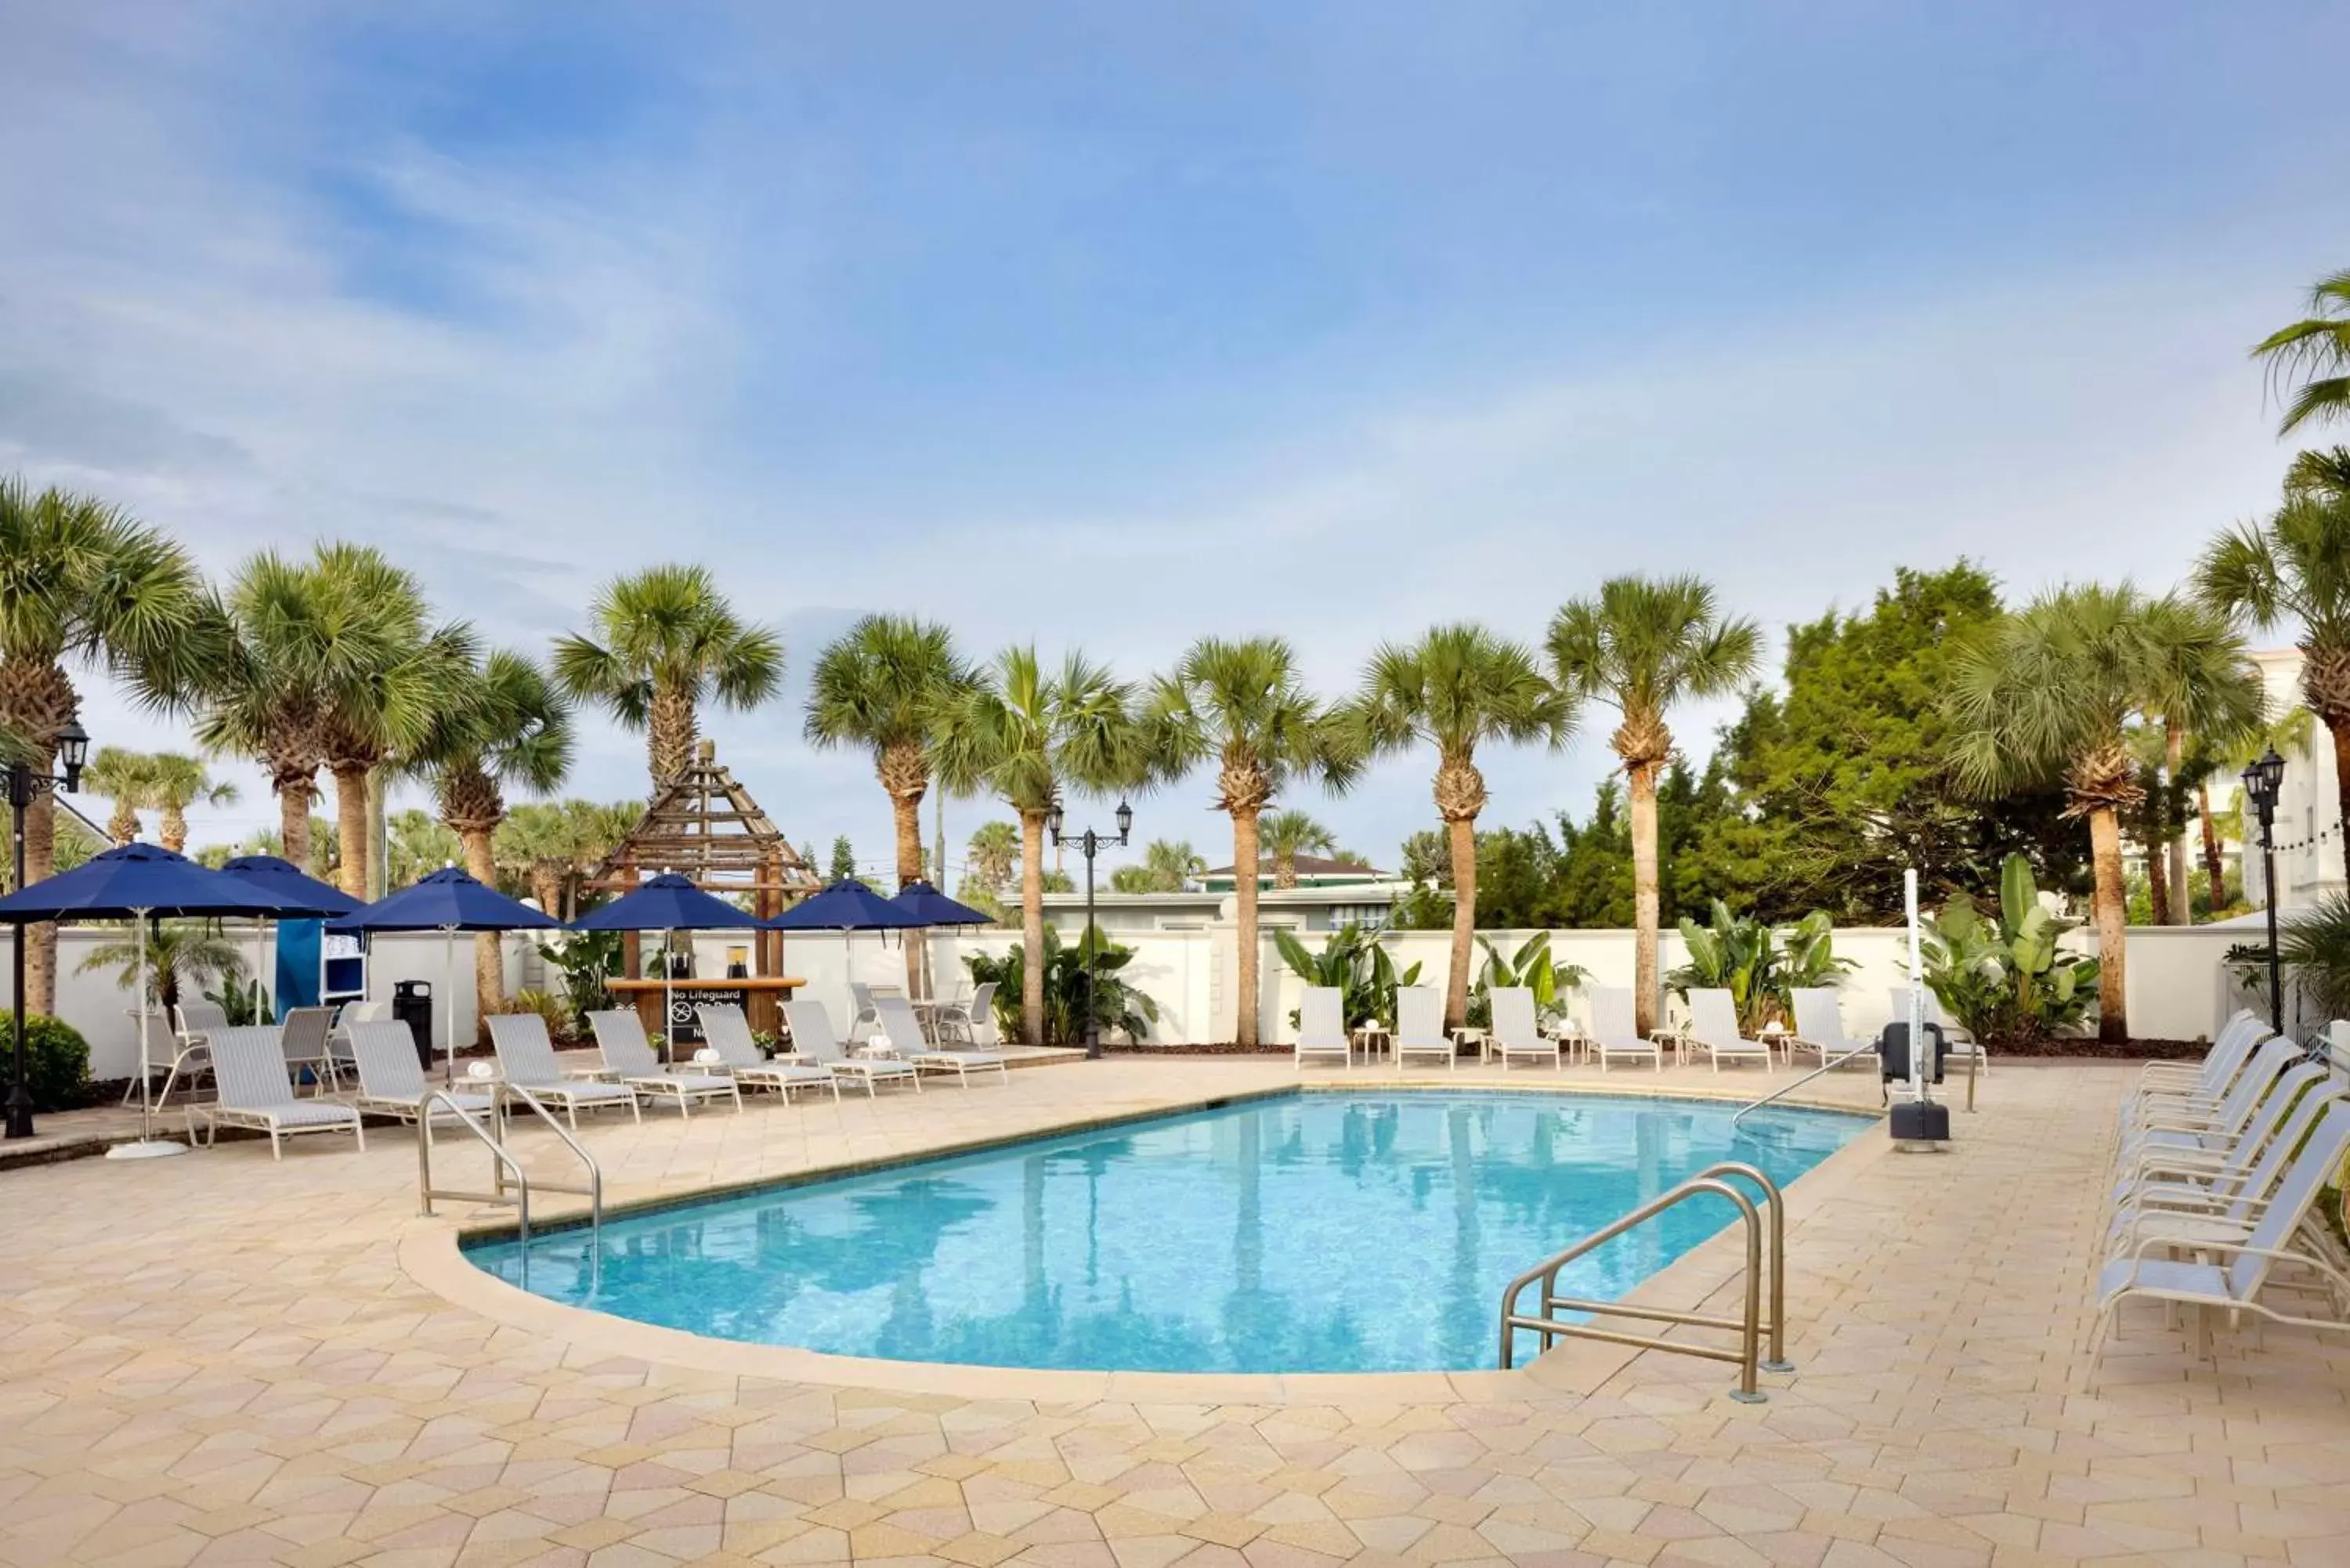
[{"left": 606, "top": 976, "right": 805, "bottom": 1043}]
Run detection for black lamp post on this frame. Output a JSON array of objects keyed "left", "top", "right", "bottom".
[
  {"left": 2242, "top": 744, "right": 2287, "bottom": 1035},
  {"left": 1046, "top": 797, "right": 1132, "bottom": 1060},
  {"left": 7, "top": 717, "right": 90, "bottom": 1140}
]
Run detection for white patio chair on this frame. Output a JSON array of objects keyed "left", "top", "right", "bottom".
[
  {"left": 349, "top": 1021, "right": 497, "bottom": 1126},
  {"left": 688, "top": 1004, "right": 841, "bottom": 1102},
  {"left": 2108, "top": 1082, "right": 2342, "bottom": 1255},
  {"left": 589, "top": 1008, "right": 743, "bottom": 1118},
  {"left": 1582, "top": 987, "right": 1661, "bottom": 1072},
  {"left": 1490, "top": 987, "right": 1564, "bottom": 1071},
  {"left": 1885, "top": 987, "right": 1987, "bottom": 1078},
  {"left": 878, "top": 997, "right": 1008, "bottom": 1086},
  {"left": 278, "top": 1006, "right": 338, "bottom": 1094},
  {"left": 846, "top": 982, "right": 887, "bottom": 1047},
  {"left": 1392, "top": 986, "right": 1455, "bottom": 1071},
  {"left": 188, "top": 1027, "right": 365, "bottom": 1159},
  {"left": 150, "top": 999, "right": 226, "bottom": 1110},
  {"left": 327, "top": 998, "right": 392, "bottom": 1082},
  {"left": 487, "top": 1013, "right": 642, "bottom": 1129},
  {"left": 2122, "top": 1013, "right": 2273, "bottom": 1125},
  {"left": 1292, "top": 987, "right": 1352, "bottom": 1071},
  {"left": 1788, "top": 988, "right": 1872, "bottom": 1070},
  {"left": 786, "top": 1000, "right": 921, "bottom": 1095},
  {"left": 2117, "top": 1039, "right": 2305, "bottom": 1160},
  {"left": 1686, "top": 988, "right": 1773, "bottom": 1074},
  {"left": 2088, "top": 1101, "right": 2350, "bottom": 1377},
  {"left": 2109, "top": 1059, "right": 2332, "bottom": 1201},
  {"left": 932, "top": 980, "right": 999, "bottom": 1047}
]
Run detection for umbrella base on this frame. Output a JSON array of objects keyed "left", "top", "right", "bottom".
[{"left": 105, "top": 1139, "right": 190, "bottom": 1161}]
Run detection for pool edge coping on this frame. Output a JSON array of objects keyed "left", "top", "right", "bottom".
[{"left": 398, "top": 1077, "right": 1893, "bottom": 1407}]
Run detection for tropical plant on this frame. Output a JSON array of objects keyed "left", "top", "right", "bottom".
[
  {"left": 1666, "top": 902, "right": 1849, "bottom": 1032},
  {"left": 1108, "top": 865, "right": 1159, "bottom": 894},
  {"left": 14, "top": 1015, "right": 90, "bottom": 1113},
  {"left": 1274, "top": 923, "right": 1423, "bottom": 1031},
  {"left": 495, "top": 987, "right": 577, "bottom": 1044},
  {"left": 78, "top": 919, "right": 245, "bottom": 1017},
  {"left": 385, "top": 808, "right": 461, "bottom": 888},
  {"left": 1347, "top": 623, "right": 1574, "bottom": 1026},
  {"left": 551, "top": 564, "right": 783, "bottom": 788},
  {"left": 1144, "top": 839, "right": 1206, "bottom": 890},
  {"left": 146, "top": 753, "right": 237, "bottom": 854},
  {"left": 1145, "top": 637, "right": 1355, "bottom": 1046},
  {"left": 1256, "top": 810, "right": 1337, "bottom": 889},
  {"left": 1469, "top": 931, "right": 1589, "bottom": 1030},
  {"left": 83, "top": 746, "right": 155, "bottom": 844},
  {"left": 495, "top": 801, "right": 573, "bottom": 909},
  {"left": 966, "top": 821, "right": 1020, "bottom": 893},
  {"left": 933, "top": 646, "right": 1155, "bottom": 1044},
  {"left": 2197, "top": 449, "right": 2350, "bottom": 887},
  {"left": 2279, "top": 891, "right": 2350, "bottom": 1025},
  {"left": 0, "top": 476, "right": 215, "bottom": 1013},
  {"left": 204, "top": 974, "right": 273, "bottom": 1028},
  {"left": 964, "top": 923, "right": 1161, "bottom": 1047},
  {"left": 534, "top": 930, "right": 624, "bottom": 1025},
  {"left": 1915, "top": 854, "right": 2100, "bottom": 1045},
  {"left": 2252, "top": 269, "right": 2350, "bottom": 433},
  {"left": 1547, "top": 576, "right": 1761, "bottom": 1033},
  {"left": 2133, "top": 596, "right": 2265, "bottom": 924}
]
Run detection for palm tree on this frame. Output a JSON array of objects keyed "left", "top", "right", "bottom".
[
  {"left": 385, "top": 809, "right": 461, "bottom": 889},
  {"left": 78, "top": 919, "right": 244, "bottom": 1017},
  {"left": 966, "top": 821, "right": 1020, "bottom": 894},
  {"left": 1546, "top": 576, "right": 1760, "bottom": 1034},
  {"left": 1256, "top": 810, "right": 1337, "bottom": 890},
  {"left": 495, "top": 802, "right": 575, "bottom": 912},
  {"left": 552, "top": 565, "right": 783, "bottom": 789},
  {"left": 805, "top": 616, "right": 974, "bottom": 988},
  {"left": 2134, "top": 596, "right": 2265, "bottom": 923},
  {"left": 1349, "top": 623, "right": 1575, "bottom": 1027},
  {"left": 1145, "top": 637, "right": 1356, "bottom": 1047},
  {"left": 2252, "top": 269, "right": 2350, "bottom": 433},
  {"left": 1142, "top": 838, "right": 1206, "bottom": 891},
  {"left": 932, "top": 647, "right": 1153, "bottom": 1043},
  {"left": 146, "top": 753, "right": 238, "bottom": 854},
  {"left": 0, "top": 477, "right": 215, "bottom": 1012},
  {"left": 412, "top": 650, "right": 573, "bottom": 1025},
  {"left": 2197, "top": 449, "right": 2350, "bottom": 888},
  {"left": 84, "top": 747, "right": 155, "bottom": 845},
  {"left": 561, "top": 800, "right": 643, "bottom": 918}
]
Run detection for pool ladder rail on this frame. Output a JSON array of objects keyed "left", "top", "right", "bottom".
[
  {"left": 1497, "top": 1162, "right": 1788, "bottom": 1403},
  {"left": 417, "top": 1084, "right": 602, "bottom": 1247}
]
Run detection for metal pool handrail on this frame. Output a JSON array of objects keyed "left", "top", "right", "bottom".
[
  {"left": 1496, "top": 1162, "right": 1789, "bottom": 1401},
  {"left": 416, "top": 1085, "right": 602, "bottom": 1248},
  {"left": 1730, "top": 1039, "right": 1878, "bottom": 1129}
]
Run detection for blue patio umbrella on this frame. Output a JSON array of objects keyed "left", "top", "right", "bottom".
[
  {"left": 570, "top": 873, "right": 763, "bottom": 1059},
  {"left": 0, "top": 843, "right": 337, "bottom": 1158},
  {"left": 330, "top": 868, "right": 560, "bottom": 1080},
  {"left": 219, "top": 854, "right": 365, "bottom": 1021},
  {"left": 767, "top": 879, "right": 925, "bottom": 1026},
  {"left": 889, "top": 880, "right": 994, "bottom": 1004}
]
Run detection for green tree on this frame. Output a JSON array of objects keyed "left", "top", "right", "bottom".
[
  {"left": 1347, "top": 623, "right": 1574, "bottom": 1026},
  {"left": 826, "top": 836, "right": 859, "bottom": 883},
  {"left": 1255, "top": 810, "right": 1336, "bottom": 889},
  {"left": 1146, "top": 637, "right": 1355, "bottom": 1046},
  {"left": 386, "top": 808, "right": 461, "bottom": 890},
  {"left": 1143, "top": 838, "right": 1206, "bottom": 891},
  {"left": 2251, "top": 269, "right": 2350, "bottom": 433},
  {"left": 495, "top": 802, "right": 573, "bottom": 912},
  {"left": 1547, "top": 576, "right": 1760, "bottom": 1033},
  {"left": 934, "top": 646, "right": 1154, "bottom": 1042},
  {"left": 2134, "top": 597, "right": 2266, "bottom": 923},
  {"left": 78, "top": 919, "right": 244, "bottom": 1017},
  {"left": 2197, "top": 449, "right": 2350, "bottom": 887},
  {"left": 83, "top": 747, "right": 155, "bottom": 845},
  {"left": 965, "top": 820, "right": 1020, "bottom": 894},
  {"left": 0, "top": 477, "right": 215, "bottom": 1010},
  {"left": 552, "top": 564, "right": 784, "bottom": 789},
  {"left": 146, "top": 753, "right": 237, "bottom": 854}
]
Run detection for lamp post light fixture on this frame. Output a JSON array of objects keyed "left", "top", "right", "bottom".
[
  {"left": 1046, "top": 799, "right": 1133, "bottom": 1060},
  {"left": 6, "top": 717, "right": 90, "bottom": 1140},
  {"left": 2242, "top": 744, "right": 2287, "bottom": 1036}
]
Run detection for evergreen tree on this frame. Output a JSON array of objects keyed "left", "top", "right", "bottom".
[{"left": 827, "top": 835, "right": 858, "bottom": 883}]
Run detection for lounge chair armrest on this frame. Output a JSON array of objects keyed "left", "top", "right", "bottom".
[{"left": 2124, "top": 1234, "right": 2350, "bottom": 1291}]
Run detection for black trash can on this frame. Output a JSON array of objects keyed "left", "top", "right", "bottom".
[{"left": 392, "top": 980, "right": 434, "bottom": 1069}]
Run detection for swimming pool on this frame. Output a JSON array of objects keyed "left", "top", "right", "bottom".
[{"left": 466, "top": 1090, "right": 1867, "bottom": 1374}]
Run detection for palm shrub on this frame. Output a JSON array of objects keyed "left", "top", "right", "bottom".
[
  {"left": 15, "top": 1016, "right": 90, "bottom": 1111},
  {"left": 1274, "top": 923, "right": 1423, "bottom": 1031},
  {"left": 1916, "top": 854, "right": 2099, "bottom": 1045},
  {"left": 964, "top": 924, "right": 1161, "bottom": 1047},
  {"left": 534, "top": 930, "right": 624, "bottom": 1031},
  {"left": 1666, "top": 903, "right": 1850, "bottom": 1032},
  {"left": 204, "top": 975, "right": 272, "bottom": 1028},
  {"left": 78, "top": 919, "right": 244, "bottom": 1017},
  {"left": 2280, "top": 892, "right": 2350, "bottom": 1024},
  {"left": 1469, "top": 931, "right": 1589, "bottom": 1029}
]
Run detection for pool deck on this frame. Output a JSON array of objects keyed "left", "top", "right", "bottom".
[{"left": 3, "top": 1056, "right": 2348, "bottom": 1566}]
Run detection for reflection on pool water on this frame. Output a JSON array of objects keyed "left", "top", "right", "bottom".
[{"left": 465, "top": 1091, "right": 1867, "bottom": 1375}]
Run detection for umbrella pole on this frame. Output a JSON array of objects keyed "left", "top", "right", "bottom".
[
  {"left": 444, "top": 924, "right": 457, "bottom": 1084},
  {"left": 663, "top": 927, "right": 674, "bottom": 1065},
  {"left": 106, "top": 906, "right": 186, "bottom": 1158}
]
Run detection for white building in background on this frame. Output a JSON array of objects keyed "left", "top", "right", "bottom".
[
  {"left": 1038, "top": 880, "right": 1414, "bottom": 935},
  {"left": 2243, "top": 647, "right": 2346, "bottom": 914}
]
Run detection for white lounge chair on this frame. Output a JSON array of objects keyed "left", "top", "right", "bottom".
[
  {"left": 2088, "top": 1101, "right": 2350, "bottom": 1376},
  {"left": 1583, "top": 987, "right": 1662, "bottom": 1072},
  {"left": 846, "top": 982, "right": 891, "bottom": 1048},
  {"left": 148, "top": 999, "right": 225, "bottom": 1110},
  {"left": 349, "top": 1020, "right": 498, "bottom": 1126},
  {"left": 188, "top": 1027, "right": 365, "bottom": 1159},
  {"left": 1885, "top": 988, "right": 1987, "bottom": 1078},
  {"left": 1490, "top": 987, "right": 1564, "bottom": 1071},
  {"left": 2117, "top": 1039, "right": 2304, "bottom": 1161},
  {"left": 279, "top": 1005, "right": 338, "bottom": 1094},
  {"left": 2109, "top": 1082, "right": 2342, "bottom": 1255},
  {"left": 2110, "top": 1058, "right": 2332, "bottom": 1201},
  {"left": 487, "top": 1013, "right": 643, "bottom": 1129},
  {"left": 1686, "top": 988, "right": 1773, "bottom": 1073},
  {"left": 689, "top": 1004, "right": 841, "bottom": 1101},
  {"left": 878, "top": 997, "right": 1009, "bottom": 1086},
  {"left": 1788, "top": 988, "right": 1872, "bottom": 1070},
  {"left": 589, "top": 1009, "right": 743, "bottom": 1117},
  {"left": 2123, "top": 1014, "right": 2273, "bottom": 1125},
  {"left": 786, "top": 999, "right": 921, "bottom": 1094},
  {"left": 1292, "top": 987, "right": 1352, "bottom": 1071},
  {"left": 1392, "top": 986, "right": 1455, "bottom": 1071},
  {"left": 327, "top": 998, "right": 392, "bottom": 1082}
]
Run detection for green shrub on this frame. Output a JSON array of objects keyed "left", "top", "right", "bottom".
[
  {"left": 6, "top": 1015, "right": 92, "bottom": 1112},
  {"left": 1918, "top": 854, "right": 2099, "bottom": 1045}
]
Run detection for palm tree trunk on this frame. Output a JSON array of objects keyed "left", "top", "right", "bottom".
[
  {"left": 278, "top": 781, "right": 314, "bottom": 881},
  {"left": 331, "top": 764, "right": 370, "bottom": 899},
  {"left": 885, "top": 753, "right": 927, "bottom": 995},
  {"left": 2088, "top": 804, "right": 2130, "bottom": 1043},
  {"left": 23, "top": 780, "right": 56, "bottom": 1015},
  {"left": 649, "top": 685, "right": 696, "bottom": 786},
  {"left": 1019, "top": 809, "right": 1047, "bottom": 1045},
  {"left": 1444, "top": 814, "right": 1477, "bottom": 1030},
  {"left": 2198, "top": 781, "right": 2227, "bottom": 909},
  {"left": 1273, "top": 851, "right": 1297, "bottom": 890},
  {"left": 1232, "top": 807, "right": 1262, "bottom": 1046},
  {"left": 2142, "top": 827, "right": 2169, "bottom": 932},
  {"left": 2163, "top": 724, "right": 2189, "bottom": 923},
  {"left": 106, "top": 800, "right": 137, "bottom": 846},
  {"left": 461, "top": 826, "right": 504, "bottom": 1042},
  {"left": 1627, "top": 761, "right": 1662, "bottom": 1036},
  {"left": 161, "top": 807, "right": 189, "bottom": 854},
  {"left": 2330, "top": 714, "right": 2350, "bottom": 894}
]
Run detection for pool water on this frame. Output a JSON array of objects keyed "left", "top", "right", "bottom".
[{"left": 466, "top": 1091, "right": 1866, "bottom": 1374}]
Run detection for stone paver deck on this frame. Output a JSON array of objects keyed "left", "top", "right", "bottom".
[{"left": 2, "top": 1056, "right": 2346, "bottom": 1567}]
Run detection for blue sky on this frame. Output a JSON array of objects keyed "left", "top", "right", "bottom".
[{"left": 3, "top": 2, "right": 2348, "bottom": 878}]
